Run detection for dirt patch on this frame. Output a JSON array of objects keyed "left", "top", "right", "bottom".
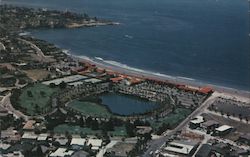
[
  {"left": 0, "top": 63, "right": 16, "bottom": 70},
  {"left": 107, "top": 142, "right": 135, "bottom": 156},
  {"left": 24, "top": 69, "right": 51, "bottom": 81}
]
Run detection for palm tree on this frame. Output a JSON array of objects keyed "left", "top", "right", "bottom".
[{"left": 239, "top": 114, "right": 242, "bottom": 121}]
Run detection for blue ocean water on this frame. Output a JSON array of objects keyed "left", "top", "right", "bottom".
[{"left": 4, "top": 0, "right": 250, "bottom": 90}]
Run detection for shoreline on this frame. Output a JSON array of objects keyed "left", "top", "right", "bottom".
[
  {"left": 63, "top": 51, "right": 250, "bottom": 99},
  {"left": 65, "top": 21, "right": 120, "bottom": 28}
]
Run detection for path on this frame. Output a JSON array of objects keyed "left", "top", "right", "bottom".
[{"left": 0, "top": 93, "right": 29, "bottom": 121}]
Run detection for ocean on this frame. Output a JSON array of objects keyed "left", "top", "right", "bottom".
[{"left": 3, "top": 0, "right": 250, "bottom": 90}]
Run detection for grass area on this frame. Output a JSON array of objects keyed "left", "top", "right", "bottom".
[
  {"left": 109, "top": 126, "right": 127, "bottom": 136},
  {"left": 54, "top": 124, "right": 100, "bottom": 135},
  {"left": 150, "top": 108, "right": 192, "bottom": 129},
  {"left": 54, "top": 124, "right": 127, "bottom": 136},
  {"left": 69, "top": 100, "right": 112, "bottom": 117},
  {"left": 19, "top": 83, "right": 58, "bottom": 115}
]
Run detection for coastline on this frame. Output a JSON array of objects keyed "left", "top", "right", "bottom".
[
  {"left": 65, "top": 21, "right": 120, "bottom": 28},
  {"left": 64, "top": 51, "right": 250, "bottom": 99}
]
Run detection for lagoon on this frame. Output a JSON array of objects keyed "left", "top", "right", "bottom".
[{"left": 100, "top": 93, "right": 160, "bottom": 115}]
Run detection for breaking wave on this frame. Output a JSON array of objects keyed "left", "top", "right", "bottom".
[{"left": 93, "top": 56, "right": 182, "bottom": 80}]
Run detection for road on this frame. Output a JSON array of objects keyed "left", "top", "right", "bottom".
[
  {"left": 18, "top": 38, "right": 54, "bottom": 62},
  {"left": 0, "top": 41, "right": 6, "bottom": 50},
  {"left": 96, "top": 141, "right": 118, "bottom": 157},
  {"left": 0, "top": 93, "right": 29, "bottom": 121},
  {"left": 142, "top": 92, "right": 219, "bottom": 157}
]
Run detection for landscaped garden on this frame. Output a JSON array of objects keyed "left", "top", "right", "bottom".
[
  {"left": 149, "top": 107, "right": 192, "bottom": 134},
  {"left": 68, "top": 100, "right": 112, "bottom": 117},
  {"left": 16, "top": 83, "right": 58, "bottom": 115}
]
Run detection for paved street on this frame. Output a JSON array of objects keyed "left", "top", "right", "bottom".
[
  {"left": 0, "top": 93, "right": 29, "bottom": 121},
  {"left": 143, "top": 92, "right": 219, "bottom": 157}
]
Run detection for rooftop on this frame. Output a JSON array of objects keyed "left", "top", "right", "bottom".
[
  {"left": 215, "top": 125, "right": 233, "bottom": 132},
  {"left": 43, "top": 74, "right": 87, "bottom": 85},
  {"left": 164, "top": 140, "right": 198, "bottom": 155},
  {"left": 87, "top": 139, "right": 102, "bottom": 147},
  {"left": 37, "top": 133, "right": 48, "bottom": 141},
  {"left": 49, "top": 148, "right": 74, "bottom": 157},
  {"left": 70, "top": 138, "right": 86, "bottom": 146},
  {"left": 202, "top": 120, "right": 219, "bottom": 127},
  {"left": 23, "top": 120, "right": 36, "bottom": 130},
  {"left": 83, "top": 78, "right": 102, "bottom": 84},
  {"left": 190, "top": 116, "right": 204, "bottom": 124},
  {"left": 21, "top": 132, "right": 37, "bottom": 140}
]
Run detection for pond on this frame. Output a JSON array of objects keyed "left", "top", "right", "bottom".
[{"left": 100, "top": 93, "right": 160, "bottom": 116}]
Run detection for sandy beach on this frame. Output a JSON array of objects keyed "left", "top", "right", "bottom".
[{"left": 65, "top": 52, "right": 250, "bottom": 101}]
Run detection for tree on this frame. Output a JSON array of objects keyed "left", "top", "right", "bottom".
[
  {"left": 220, "top": 110, "right": 224, "bottom": 116},
  {"left": 143, "top": 133, "right": 152, "bottom": 142},
  {"left": 91, "top": 119, "right": 99, "bottom": 130},
  {"left": 79, "top": 116, "right": 85, "bottom": 127},
  {"left": 125, "top": 121, "right": 135, "bottom": 137},
  {"left": 86, "top": 117, "right": 93, "bottom": 128},
  {"left": 34, "top": 104, "right": 40, "bottom": 114},
  {"left": 239, "top": 114, "right": 242, "bottom": 121},
  {"left": 59, "top": 81, "right": 67, "bottom": 89},
  {"left": 49, "top": 83, "right": 56, "bottom": 88},
  {"left": 27, "top": 90, "right": 33, "bottom": 97},
  {"left": 40, "top": 91, "right": 46, "bottom": 97}
]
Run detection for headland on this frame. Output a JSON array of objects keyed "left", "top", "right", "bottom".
[{"left": 1, "top": 4, "right": 250, "bottom": 157}]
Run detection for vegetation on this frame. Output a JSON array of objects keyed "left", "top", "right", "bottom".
[
  {"left": 68, "top": 100, "right": 112, "bottom": 117},
  {"left": 53, "top": 124, "right": 127, "bottom": 136},
  {"left": 150, "top": 108, "right": 192, "bottom": 134},
  {"left": 11, "top": 83, "right": 58, "bottom": 115}
]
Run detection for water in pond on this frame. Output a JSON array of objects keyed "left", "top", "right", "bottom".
[{"left": 100, "top": 93, "right": 160, "bottom": 115}]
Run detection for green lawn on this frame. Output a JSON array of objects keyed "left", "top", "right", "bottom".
[
  {"left": 54, "top": 124, "right": 101, "bottom": 135},
  {"left": 19, "top": 83, "right": 58, "bottom": 115},
  {"left": 108, "top": 126, "right": 127, "bottom": 136},
  {"left": 54, "top": 124, "right": 127, "bottom": 136},
  {"left": 150, "top": 108, "right": 192, "bottom": 129},
  {"left": 69, "top": 100, "right": 112, "bottom": 117}
]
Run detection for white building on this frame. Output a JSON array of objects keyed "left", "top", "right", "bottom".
[
  {"left": 70, "top": 138, "right": 86, "bottom": 146},
  {"left": 21, "top": 133, "right": 37, "bottom": 140},
  {"left": 215, "top": 125, "right": 233, "bottom": 135},
  {"left": 189, "top": 116, "right": 204, "bottom": 129},
  {"left": 49, "top": 148, "right": 74, "bottom": 157},
  {"left": 87, "top": 139, "right": 103, "bottom": 150},
  {"left": 43, "top": 75, "right": 88, "bottom": 85},
  {"left": 164, "top": 140, "right": 198, "bottom": 156},
  {"left": 37, "top": 133, "right": 48, "bottom": 141},
  {"left": 2, "top": 151, "right": 24, "bottom": 157}
]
